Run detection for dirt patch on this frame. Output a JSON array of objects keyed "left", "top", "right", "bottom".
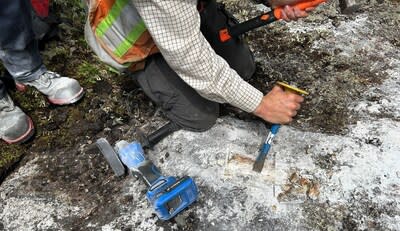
[
  {"left": 277, "top": 171, "right": 321, "bottom": 202},
  {"left": 224, "top": 0, "right": 399, "bottom": 134},
  {"left": 303, "top": 189, "right": 400, "bottom": 230}
]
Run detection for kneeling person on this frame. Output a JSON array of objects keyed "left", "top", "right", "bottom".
[{"left": 85, "top": 0, "right": 308, "bottom": 141}]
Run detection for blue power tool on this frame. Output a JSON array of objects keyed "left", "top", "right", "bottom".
[{"left": 96, "top": 138, "right": 198, "bottom": 220}]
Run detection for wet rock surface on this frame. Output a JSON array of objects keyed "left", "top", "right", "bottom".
[{"left": 0, "top": 0, "right": 399, "bottom": 230}]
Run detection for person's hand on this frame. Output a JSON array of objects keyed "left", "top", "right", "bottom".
[
  {"left": 270, "top": 0, "right": 316, "bottom": 22},
  {"left": 253, "top": 85, "right": 304, "bottom": 124}
]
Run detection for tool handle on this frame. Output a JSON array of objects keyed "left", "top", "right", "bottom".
[
  {"left": 253, "top": 124, "right": 280, "bottom": 172},
  {"left": 219, "top": 0, "right": 326, "bottom": 42},
  {"left": 136, "top": 160, "right": 163, "bottom": 187},
  {"left": 260, "top": 124, "right": 280, "bottom": 154},
  {"left": 142, "top": 122, "right": 180, "bottom": 149},
  {"left": 219, "top": 11, "right": 276, "bottom": 42}
]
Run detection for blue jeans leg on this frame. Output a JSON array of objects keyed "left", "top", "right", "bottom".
[{"left": 0, "top": 0, "right": 46, "bottom": 83}]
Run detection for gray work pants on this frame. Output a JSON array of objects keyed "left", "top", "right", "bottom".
[
  {"left": 0, "top": 0, "right": 47, "bottom": 99},
  {"left": 132, "top": 0, "right": 256, "bottom": 131}
]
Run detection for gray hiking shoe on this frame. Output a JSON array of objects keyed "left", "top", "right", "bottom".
[
  {"left": 18, "top": 71, "right": 84, "bottom": 105},
  {"left": 0, "top": 93, "right": 34, "bottom": 144}
]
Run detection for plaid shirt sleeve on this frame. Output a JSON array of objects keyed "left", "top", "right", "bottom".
[{"left": 133, "top": 0, "right": 263, "bottom": 113}]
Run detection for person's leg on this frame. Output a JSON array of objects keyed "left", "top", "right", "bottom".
[
  {"left": 0, "top": 40, "right": 47, "bottom": 83},
  {"left": 0, "top": 18, "right": 35, "bottom": 143},
  {"left": 0, "top": 0, "right": 84, "bottom": 105},
  {"left": 0, "top": 0, "right": 46, "bottom": 82},
  {"left": 133, "top": 54, "right": 219, "bottom": 132},
  {"left": 199, "top": 0, "right": 256, "bottom": 80}
]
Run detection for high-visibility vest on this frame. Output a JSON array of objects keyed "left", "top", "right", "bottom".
[{"left": 85, "top": 0, "right": 158, "bottom": 72}]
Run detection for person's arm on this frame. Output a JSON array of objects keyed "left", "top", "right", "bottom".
[
  {"left": 134, "top": 0, "right": 304, "bottom": 124},
  {"left": 133, "top": 0, "right": 263, "bottom": 113}
]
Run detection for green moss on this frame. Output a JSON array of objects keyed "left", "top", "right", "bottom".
[
  {"left": 11, "top": 89, "right": 48, "bottom": 112},
  {"left": 67, "top": 107, "right": 84, "bottom": 124},
  {"left": 77, "top": 61, "right": 101, "bottom": 84},
  {"left": 41, "top": 46, "right": 69, "bottom": 61},
  {"left": 0, "top": 145, "right": 24, "bottom": 171}
]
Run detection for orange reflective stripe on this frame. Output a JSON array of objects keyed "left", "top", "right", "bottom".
[
  {"left": 90, "top": 0, "right": 116, "bottom": 28},
  {"left": 87, "top": 0, "right": 159, "bottom": 72}
]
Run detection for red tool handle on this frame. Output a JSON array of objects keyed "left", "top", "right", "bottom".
[
  {"left": 273, "top": 0, "right": 326, "bottom": 19},
  {"left": 219, "top": 0, "right": 326, "bottom": 42}
]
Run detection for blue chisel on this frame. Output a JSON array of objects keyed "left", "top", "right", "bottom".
[
  {"left": 253, "top": 124, "right": 280, "bottom": 172},
  {"left": 252, "top": 82, "right": 308, "bottom": 172}
]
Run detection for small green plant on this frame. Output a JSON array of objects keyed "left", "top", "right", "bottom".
[{"left": 77, "top": 61, "right": 101, "bottom": 84}]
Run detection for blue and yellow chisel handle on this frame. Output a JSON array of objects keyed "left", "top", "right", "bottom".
[
  {"left": 260, "top": 124, "right": 280, "bottom": 156},
  {"left": 253, "top": 124, "right": 280, "bottom": 172},
  {"left": 252, "top": 82, "right": 308, "bottom": 172}
]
